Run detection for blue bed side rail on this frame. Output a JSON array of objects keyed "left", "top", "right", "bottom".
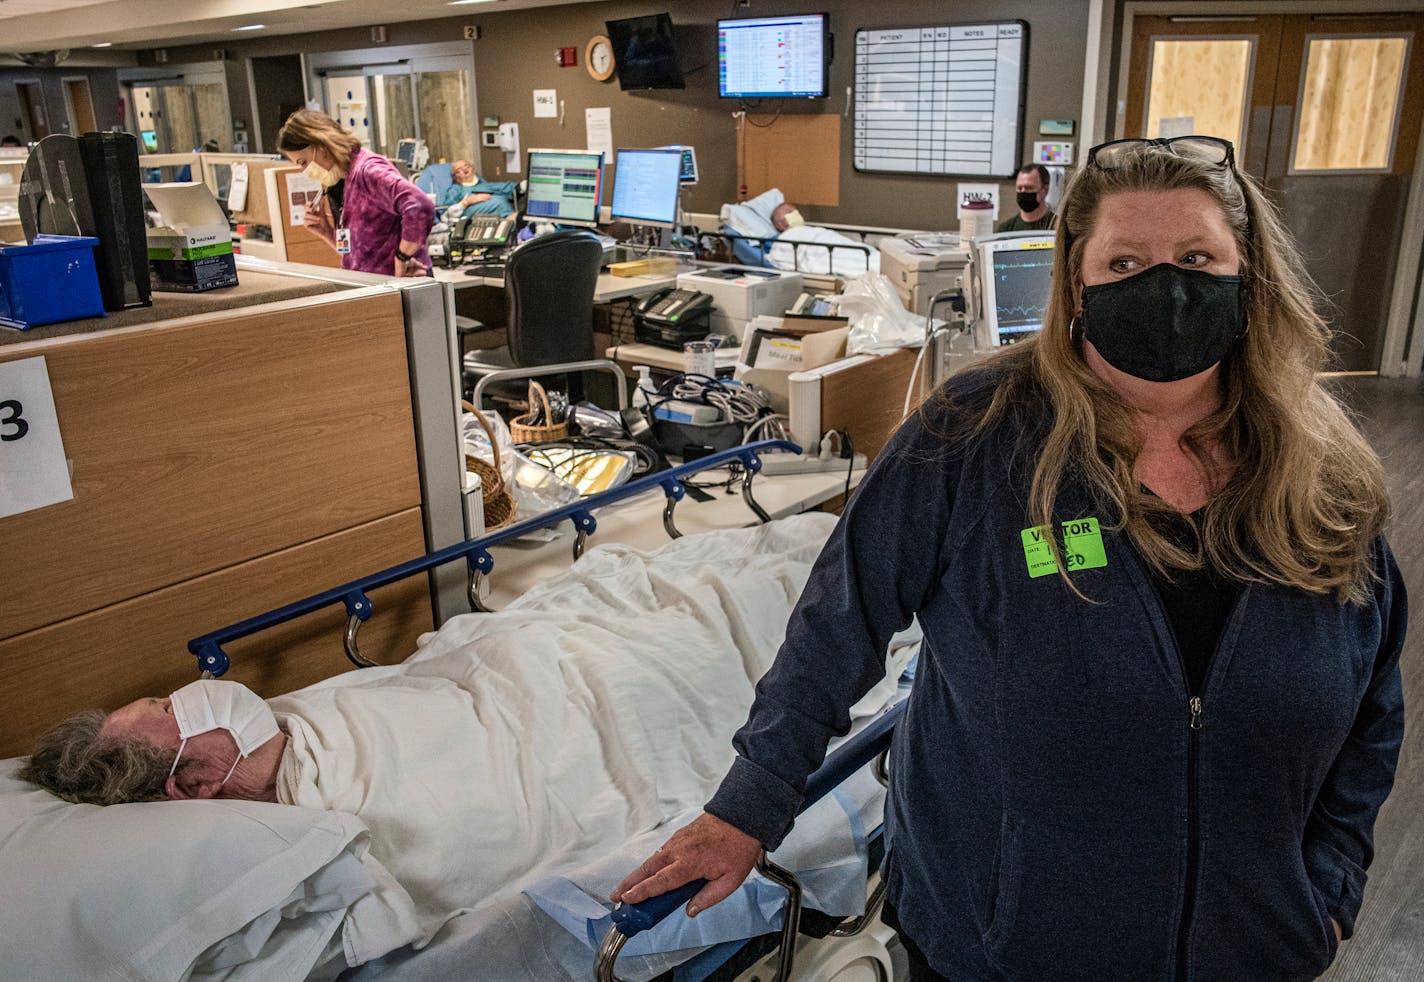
[
  {"left": 610, "top": 697, "right": 906, "bottom": 939},
  {"left": 187, "top": 440, "right": 800, "bottom": 676}
]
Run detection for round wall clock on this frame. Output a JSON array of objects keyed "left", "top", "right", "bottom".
[{"left": 586, "top": 35, "right": 615, "bottom": 82}]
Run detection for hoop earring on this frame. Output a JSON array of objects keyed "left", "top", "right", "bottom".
[{"left": 1069, "top": 316, "right": 1083, "bottom": 342}]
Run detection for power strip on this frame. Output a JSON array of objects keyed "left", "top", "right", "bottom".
[{"left": 757, "top": 452, "right": 868, "bottom": 476}]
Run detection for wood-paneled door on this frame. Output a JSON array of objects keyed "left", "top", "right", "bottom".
[
  {"left": 62, "top": 77, "right": 97, "bottom": 135},
  {"left": 1126, "top": 13, "right": 1424, "bottom": 372}
]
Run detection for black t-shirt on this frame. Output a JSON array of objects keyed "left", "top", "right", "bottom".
[
  {"left": 326, "top": 179, "right": 346, "bottom": 226},
  {"left": 1144, "top": 507, "right": 1238, "bottom": 696}
]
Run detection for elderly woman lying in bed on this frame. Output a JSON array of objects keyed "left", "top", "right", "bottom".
[{"left": 15, "top": 515, "right": 916, "bottom": 979}]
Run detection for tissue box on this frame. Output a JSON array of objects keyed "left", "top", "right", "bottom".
[
  {"left": 147, "top": 226, "right": 238, "bottom": 292},
  {"left": 0, "top": 234, "right": 106, "bottom": 330}
]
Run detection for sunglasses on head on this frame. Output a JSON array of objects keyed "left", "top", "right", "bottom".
[{"left": 1086, "top": 136, "right": 1235, "bottom": 171}]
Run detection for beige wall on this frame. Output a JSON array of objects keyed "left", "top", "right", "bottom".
[{"left": 141, "top": 0, "right": 1090, "bottom": 230}]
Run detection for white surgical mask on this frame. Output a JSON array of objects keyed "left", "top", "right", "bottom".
[
  {"left": 304, "top": 160, "right": 340, "bottom": 188},
  {"left": 783, "top": 209, "right": 806, "bottom": 229},
  {"left": 168, "top": 679, "right": 280, "bottom": 785}
]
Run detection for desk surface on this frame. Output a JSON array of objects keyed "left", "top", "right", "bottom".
[
  {"left": 605, "top": 341, "right": 741, "bottom": 373},
  {"left": 432, "top": 263, "right": 679, "bottom": 303},
  {"left": 481, "top": 467, "right": 857, "bottom": 606}
]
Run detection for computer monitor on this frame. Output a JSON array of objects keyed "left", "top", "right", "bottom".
[
  {"left": 524, "top": 149, "right": 604, "bottom": 228},
  {"left": 972, "top": 233, "right": 1055, "bottom": 348},
  {"left": 658, "top": 144, "right": 698, "bottom": 186},
  {"left": 609, "top": 148, "right": 683, "bottom": 229},
  {"left": 717, "top": 13, "right": 829, "bottom": 99},
  {"left": 396, "top": 138, "right": 427, "bottom": 171}
]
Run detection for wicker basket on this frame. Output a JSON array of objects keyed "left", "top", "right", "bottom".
[
  {"left": 460, "top": 400, "right": 516, "bottom": 530},
  {"left": 509, "top": 380, "right": 570, "bottom": 444}
]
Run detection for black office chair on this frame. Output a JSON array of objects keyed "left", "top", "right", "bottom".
[{"left": 461, "top": 228, "right": 604, "bottom": 403}]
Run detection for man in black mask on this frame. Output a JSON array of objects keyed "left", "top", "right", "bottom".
[{"left": 996, "top": 162, "right": 1055, "bottom": 232}]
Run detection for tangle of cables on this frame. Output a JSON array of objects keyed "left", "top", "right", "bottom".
[{"left": 648, "top": 373, "right": 793, "bottom": 445}]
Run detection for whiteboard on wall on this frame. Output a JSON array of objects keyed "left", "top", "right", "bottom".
[{"left": 854, "top": 21, "right": 1028, "bottom": 177}]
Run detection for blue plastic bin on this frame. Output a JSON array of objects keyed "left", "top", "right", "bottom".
[{"left": 0, "top": 234, "right": 107, "bottom": 330}]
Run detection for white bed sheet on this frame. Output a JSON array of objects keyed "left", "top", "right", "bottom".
[
  {"left": 768, "top": 225, "right": 881, "bottom": 277},
  {"left": 6, "top": 514, "right": 909, "bottom": 982}
]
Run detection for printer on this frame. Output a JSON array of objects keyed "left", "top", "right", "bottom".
[
  {"left": 878, "top": 233, "right": 971, "bottom": 317},
  {"left": 675, "top": 264, "right": 803, "bottom": 344}
]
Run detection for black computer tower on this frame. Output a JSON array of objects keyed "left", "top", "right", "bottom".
[{"left": 78, "top": 132, "right": 152, "bottom": 310}]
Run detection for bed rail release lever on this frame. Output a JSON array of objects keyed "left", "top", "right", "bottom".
[
  {"left": 191, "top": 640, "right": 229, "bottom": 678},
  {"left": 466, "top": 549, "right": 495, "bottom": 612},
  {"left": 571, "top": 509, "right": 597, "bottom": 561},
  {"left": 659, "top": 478, "right": 686, "bottom": 539},
  {"left": 342, "top": 591, "right": 378, "bottom": 669}
]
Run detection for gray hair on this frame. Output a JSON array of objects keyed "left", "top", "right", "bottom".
[{"left": 18, "top": 710, "right": 176, "bottom": 805}]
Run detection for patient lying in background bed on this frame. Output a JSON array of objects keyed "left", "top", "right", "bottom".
[
  {"left": 721, "top": 187, "right": 881, "bottom": 277},
  {"left": 11, "top": 515, "right": 914, "bottom": 981}
]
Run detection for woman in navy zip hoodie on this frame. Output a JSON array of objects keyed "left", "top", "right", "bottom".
[{"left": 615, "top": 135, "right": 1406, "bottom": 982}]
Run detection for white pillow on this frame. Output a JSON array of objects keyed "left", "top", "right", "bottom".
[
  {"left": 720, "top": 186, "right": 784, "bottom": 240},
  {"left": 0, "top": 758, "right": 375, "bottom": 981}
]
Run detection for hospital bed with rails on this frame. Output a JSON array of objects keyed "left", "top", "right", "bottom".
[{"left": 1, "top": 441, "right": 911, "bottom": 982}]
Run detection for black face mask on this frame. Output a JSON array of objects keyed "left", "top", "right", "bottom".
[
  {"left": 1016, "top": 190, "right": 1041, "bottom": 213},
  {"left": 1080, "top": 263, "right": 1246, "bottom": 383}
]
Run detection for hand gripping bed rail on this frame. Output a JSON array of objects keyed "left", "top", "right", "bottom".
[
  {"left": 596, "top": 698, "right": 907, "bottom": 982},
  {"left": 187, "top": 440, "right": 800, "bottom": 677}
]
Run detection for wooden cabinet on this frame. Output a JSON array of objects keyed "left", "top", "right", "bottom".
[{"left": 0, "top": 274, "right": 460, "bottom": 756}]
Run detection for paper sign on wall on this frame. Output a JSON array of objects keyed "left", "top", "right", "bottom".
[
  {"left": 0, "top": 356, "right": 74, "bottom": 520},
  {"left": 286, "top": 172, "right": 322, "bottom": 225},
  {"left": 534, "top": 89, "right": 558, "bottom": 118},
  {"left": 586, "top": 107, "right": 613, "bottom": 160},
  {"left": 227, "top": 162, "right": 249, "bottom": 212}
]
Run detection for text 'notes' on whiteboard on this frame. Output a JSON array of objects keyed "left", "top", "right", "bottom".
[{"left": 854, "top": 21, "right": 1027, "bottom": 178}]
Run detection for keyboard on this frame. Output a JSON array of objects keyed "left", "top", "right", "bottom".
[{"left": 463, "top": 264, "right": 506, "bottom": 277}]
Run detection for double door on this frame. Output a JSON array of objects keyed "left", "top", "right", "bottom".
[{"left": 1125, "top": 13, "right": 1424, "bottom": 371}]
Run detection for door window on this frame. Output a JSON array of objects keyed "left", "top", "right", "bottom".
[
  {"left": 1144, "top": 39, "right": 1254, "bottom": 149},
  {"left": 1292, "top": 35, "right": 1410, "bottom": 172}
]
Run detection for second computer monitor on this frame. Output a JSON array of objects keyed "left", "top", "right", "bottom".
[
  {"left": 525, "top": 149, "right": 604, "bottom": 227},
  {"left": 658, "top": 144, "right": 698, "bottom": 186},
  {"left": 610, "top": 147, "right": 683, "bottom": 228}
]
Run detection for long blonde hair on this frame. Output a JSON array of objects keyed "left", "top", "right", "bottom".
[
  {"left": 277, "top": 109, "right": 361, "bottom": 172},
  {"left": 951, "top": 146, "right": 1388, "bottom": 602}
]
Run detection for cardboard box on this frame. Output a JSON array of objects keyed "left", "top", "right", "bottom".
[
  {"left": 734, "top": 325, "right": 849, "bottom": 414},
  {"left": 779, "top": 313, "right": 850, "bottom": 336},
  {"left": 147, "top": 228, "right": 239, "bottom": 292},
  {"left": 143, "top": 182, "right": 238, "bottom": 292},
  {"left": 609, "top": 257, "right": 677, "bottom": 277}
]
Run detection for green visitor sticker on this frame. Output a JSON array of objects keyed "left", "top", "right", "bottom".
[{"left": 1021, "top": 517, "right": 1108, "bottom": 578}]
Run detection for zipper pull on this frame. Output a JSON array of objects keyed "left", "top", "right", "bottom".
[{"left": 1188, "top": 696, "right": 1204, "bottom": 731}]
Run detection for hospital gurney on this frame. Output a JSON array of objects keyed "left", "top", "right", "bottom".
[
  {"left": 599, "top": 699, "right": 905, "bottom": 982},
  {"left": 1, "top": 441, "right": 904, "bottom": 982}
]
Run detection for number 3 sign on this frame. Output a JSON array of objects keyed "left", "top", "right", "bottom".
[{"left": 0, "top": 356, "right": 74, "bottom": 520}]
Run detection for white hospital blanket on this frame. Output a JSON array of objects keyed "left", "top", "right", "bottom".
[
  {"left": 270, "top": 513, "right": 909, "bottom": 973},
  {"left": 769, "top": 225, "right": 880, "bottom": 277}
]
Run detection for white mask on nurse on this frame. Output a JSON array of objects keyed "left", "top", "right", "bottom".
[
  {"left": 304, "top": 160, "right": 341, "bottom": 188},
  {"left": 168, "top": 679, "right": 280, "bottom": 784}
]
